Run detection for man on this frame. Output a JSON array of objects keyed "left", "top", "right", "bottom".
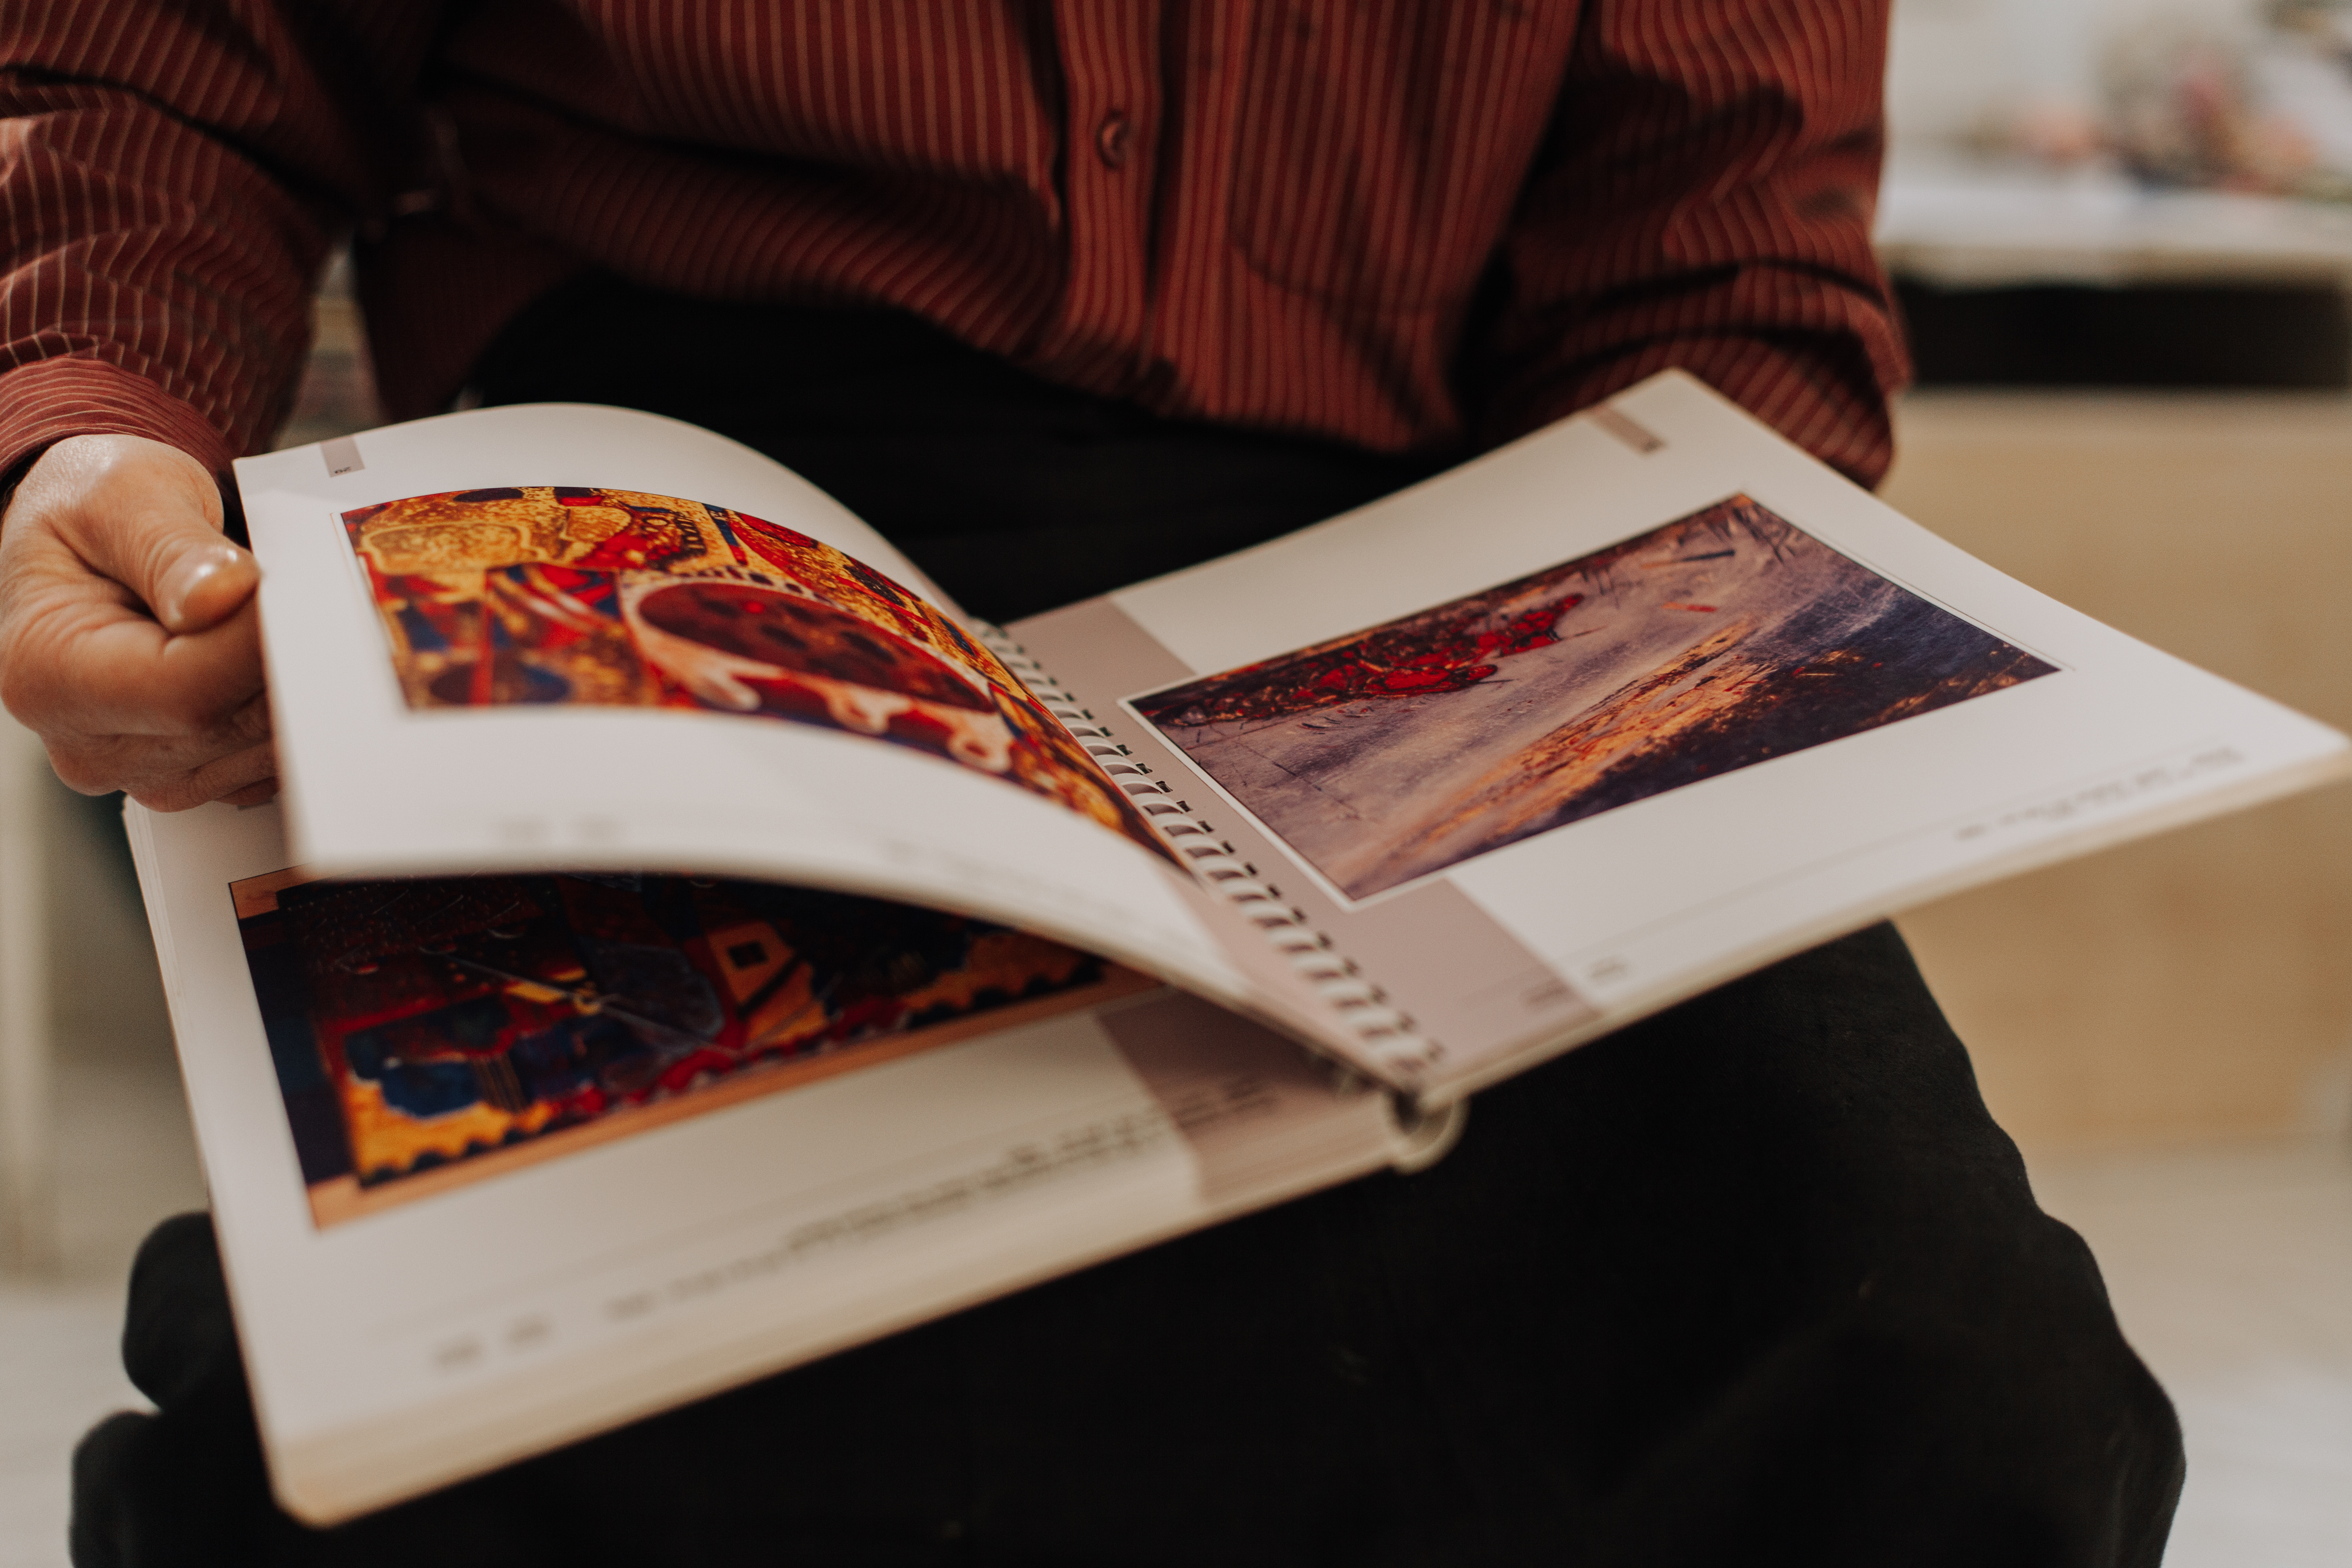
[{"left": 1, "top": 5, "right": 2182, "bottom": 1564}]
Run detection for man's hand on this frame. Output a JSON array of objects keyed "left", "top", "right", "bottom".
[{"left": 0, "top": 433, "right": 275, "bottom": 810}]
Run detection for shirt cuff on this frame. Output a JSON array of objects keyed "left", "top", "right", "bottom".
[{"left": 0, "top": 357, "right": 237, "bottom": 489}]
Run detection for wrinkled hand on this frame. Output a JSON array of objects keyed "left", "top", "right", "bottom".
[{"left": 0, "top": 433, "right": 275, "bottom": 810}]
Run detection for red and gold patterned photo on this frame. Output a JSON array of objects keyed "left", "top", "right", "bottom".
[
  {"left": 341, "top": 487, "right": 1161, "bottom": 852},
  {"left": 235, "top": 866, "right": 1154, "bottom": 1227}
]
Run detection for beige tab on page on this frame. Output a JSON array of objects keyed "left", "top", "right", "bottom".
[
  {"left": 320, "top": 436, "right": 364, "bottom": 477},
  {"left": 1589, "top": 405, "right": 1664, "bottom": 454}
]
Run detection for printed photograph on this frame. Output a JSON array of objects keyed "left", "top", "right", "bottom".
[
  {"left": 1129, "top": 494, "right": 2058, "bottom": 900},
  {"left": 234, "top": 867, "right": 1150, "bottom": 1226},
  {"left": 341, "top": 487, "right": 1162, "bottom": 854}
]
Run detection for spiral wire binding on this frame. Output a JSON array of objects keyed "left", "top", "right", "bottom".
[{"left": 980, "top": 627, "right": 1439, "bottom": 1083}]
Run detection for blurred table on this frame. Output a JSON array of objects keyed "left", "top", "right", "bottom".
[
  {"left": 1879, "top": 158, "right": 2352, "bottom": 388},
  {"left": 1877, "top": 158, "right": 2352, "bottom": 289}
]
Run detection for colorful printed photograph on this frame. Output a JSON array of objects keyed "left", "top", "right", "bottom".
[
  {"left": 1129, "top": 494, "right": 2058, "bottom": 900},
  {"left": 341, "top": 487, "right": 1162, "bottom": 853},
  {"left": 234, "top": 867, "right": 1150, "bottom": 1226}
]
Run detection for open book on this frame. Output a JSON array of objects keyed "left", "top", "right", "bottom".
[{"left": 131, "top": 371, "right": 2349, "bottom": 1522}]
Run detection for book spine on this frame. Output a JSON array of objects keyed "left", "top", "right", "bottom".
[{"left": 979, "top": 628, "right": 1439, "bottom": 1083}]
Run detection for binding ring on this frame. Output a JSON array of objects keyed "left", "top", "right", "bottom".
[{"left": 980, "top": 626, "right": 1442, "bottom": 1080}]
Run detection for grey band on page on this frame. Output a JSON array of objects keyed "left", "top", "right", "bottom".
[{"left": 977, "top": 624, "right": 1440, "bottom": 1083}]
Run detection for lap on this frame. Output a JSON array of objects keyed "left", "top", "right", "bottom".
[{"left": 74, "top": 928, "right": 2181, "bottom": 1567}]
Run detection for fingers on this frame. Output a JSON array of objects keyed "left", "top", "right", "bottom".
[
  {"left": 133, "top": 740, "right": 279, "bottom": 814},
  {"left": 0, "top": 435, "right": 275, "bottom": 806},
  {"left": 16, "top": 588, "right": 266, "bottom": 737},
  {"left": 216, "top": 775, "right": 281, "bottom": 809},
  {"left": 155, "top": 537, "right": 257, "bottom": 635},
  {"left": 20, "top": 434, "right": 258, "bottom": 634},
  {"left": 42, "top": 693, "right": 273, "bottom": 802}
]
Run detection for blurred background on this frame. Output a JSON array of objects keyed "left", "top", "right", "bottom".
[{"left": 5, "top": 1, "right": 2352, "bottom": 1561}]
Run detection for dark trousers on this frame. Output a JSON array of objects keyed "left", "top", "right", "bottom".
[{"left": 73, "top": 282, "right": 2184, "bottom": 1567}]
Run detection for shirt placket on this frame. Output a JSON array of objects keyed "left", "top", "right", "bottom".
[
  {"left": 1031, "top": 0, "right": 1164, "bottom": 393},
  {"left": 1142, "top": 0, "right": 1248, "bottom": 418}
]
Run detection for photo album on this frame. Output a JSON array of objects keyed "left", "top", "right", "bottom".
[{"left": 132, "top": 371, "right": 2350, "bottom": 1521}]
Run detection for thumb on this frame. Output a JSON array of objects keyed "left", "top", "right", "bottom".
[{"left": 24, "top": 434, "right": 258, "bottom": 633}]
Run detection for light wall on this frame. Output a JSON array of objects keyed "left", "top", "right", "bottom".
[{"left": 1885, "top": 392, "right": 2352, "bottom": 1151}]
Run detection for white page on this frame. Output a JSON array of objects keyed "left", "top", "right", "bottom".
[
  {"left": 130, "top": 799, "right": 1405, "bottom": 1522},
  {"left": 1013, "top": 372, "right": 2352, "bottom": 1100},
  {"left": 235, "top": 405, "right": 1272, "bottom": 1025}
]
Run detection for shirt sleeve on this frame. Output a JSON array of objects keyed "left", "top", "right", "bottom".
[
  {"left": 0, "top": 3, "right": 442, "bottom": 480},
  {"left": 1471, "top": 0, "right": 1910, "bottom": 487}
]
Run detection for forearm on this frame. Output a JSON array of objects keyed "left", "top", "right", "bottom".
[
  {"left": 1475, "top": 0, "right": 1907, "bottom": 486},
  {"left": 0, "top": 1, "right": 437, "bottom": 478},
  {"left": 0, "top": 0, "right": 446, "bottom": 804}
]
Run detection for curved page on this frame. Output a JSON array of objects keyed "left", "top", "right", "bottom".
[
  {"left": 130, "top": 800, "right": 1407, "bottom": 1522},
  {"left": 235, "top": 405, "right": 1270, "bottom": 1027}
]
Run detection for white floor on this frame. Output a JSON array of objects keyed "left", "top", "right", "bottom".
[
  {"left": 2033, "top": 1139, "right": 2352, "bottom": 1567},
  {"left": 0, "top": 1053, "right": 205, "bottom": 1568},
  {"left": 1, "top": 788, "right": 208, "bottom": 1568}
]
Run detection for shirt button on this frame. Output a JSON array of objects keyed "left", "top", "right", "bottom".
[{"left": 1095, "top": 111, "right": 1131, "bottom": 170}]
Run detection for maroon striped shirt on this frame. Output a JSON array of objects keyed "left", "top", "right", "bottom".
[{"left": 0, "top": 1, "right": 1907, "bottom": 491}]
